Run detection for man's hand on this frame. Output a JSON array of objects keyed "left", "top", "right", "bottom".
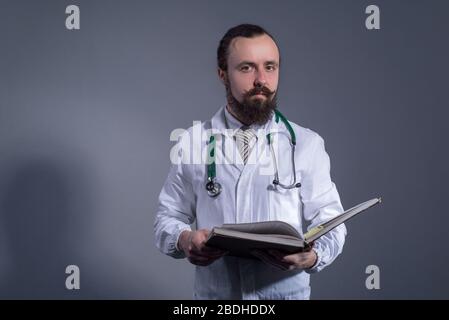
[
  {"left": 178, "top": 229, "right": 228, "bottom": 266},
  {"left": 251, "top": 245, "right": 318, "bottom": 271}
]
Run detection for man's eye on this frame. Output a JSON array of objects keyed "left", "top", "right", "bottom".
[
  {"left": 240, "top": 66, "right": 251, "bottom": 72},
  {"left": 266, "top": 65, "right": 277, "bottom": 71}
]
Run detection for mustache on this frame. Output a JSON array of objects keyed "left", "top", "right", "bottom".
[{"left": 246, "top": 86, "right": 275, "bottom": 97}]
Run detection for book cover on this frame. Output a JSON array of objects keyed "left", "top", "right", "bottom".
[{"left": 205, "top": 197, "right": 381, "bottom": 259}]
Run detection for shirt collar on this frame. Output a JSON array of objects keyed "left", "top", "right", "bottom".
[{"left": 224, "top": 105, "right": 243, "bottom": 130}]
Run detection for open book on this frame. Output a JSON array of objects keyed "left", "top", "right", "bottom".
[{"left": 205, "top": 197, "right": 381, "bottom": 259}]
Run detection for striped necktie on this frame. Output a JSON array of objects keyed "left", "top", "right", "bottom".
[{"left": 234, "top": 126, "right": 257, "bottom": 165}]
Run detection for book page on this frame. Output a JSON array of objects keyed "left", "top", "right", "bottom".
[{"left": 221, "top": 220, "right": 301, "bottom": 238}]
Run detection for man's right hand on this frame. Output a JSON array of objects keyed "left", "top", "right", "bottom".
[{"left": 178, "top": 229, "right": 228, "bottom": 266}]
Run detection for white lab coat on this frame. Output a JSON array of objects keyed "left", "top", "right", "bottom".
[{"left": 154, "top": 106, "right": 346, "bottom": 300}]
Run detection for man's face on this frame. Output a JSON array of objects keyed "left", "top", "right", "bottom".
[{"left": 219, "top": 34, "right": 280, "bottom": 125}]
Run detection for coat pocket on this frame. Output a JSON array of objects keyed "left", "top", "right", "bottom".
[{"left": 267, "top": 173, "right": 302, "bottom": 231}]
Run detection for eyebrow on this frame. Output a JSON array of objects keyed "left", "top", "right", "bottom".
[{"left": 237, "top": 60, "right": 279, "bottom": 68}]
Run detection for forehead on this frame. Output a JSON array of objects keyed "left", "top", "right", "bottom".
[{"left": 227, "top": 34, "right": 280, "bottom": 66}]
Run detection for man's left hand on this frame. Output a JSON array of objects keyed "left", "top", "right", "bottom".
[{"left": 251, "top": 246, "right": 318, "bottom": 271}]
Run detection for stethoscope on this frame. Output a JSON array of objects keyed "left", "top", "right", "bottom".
[{"left": 205, "top": 109, "right": 301, "bottom": 197}]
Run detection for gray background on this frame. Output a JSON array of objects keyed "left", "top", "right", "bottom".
[{"left": 0, "top": 0, "right": 448, "bottom": 299}]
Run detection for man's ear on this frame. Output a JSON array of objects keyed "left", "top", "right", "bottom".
[{"left": 217, "top": 68, "right": 227, "bottom": 85}]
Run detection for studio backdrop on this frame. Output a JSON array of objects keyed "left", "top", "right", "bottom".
[{"left": 0, "top": 0, "right": 448, "bottom": 299}]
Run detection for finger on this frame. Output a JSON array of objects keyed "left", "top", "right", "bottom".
[
  {"left": 189, "top": 255, "right": 214, "bottom": 264},
  {"left": 202, "top": 245, "right": 228, "bottom": 255},
  {"left": 197, "top": 229, "right": 211, "bottom": 238},
  {"left": 188, "top": 254, "right": 212, "bottom": 262},
  {"left": 189, "top": 258, "right": 213, "bottom": 266},
  {"left": 251, "top": 250, "right": 290, "bottom": 271},
  {"left": 281, "top": 254, "right": 300, "bottom": 264},
  {"left": 191, "top": 249, "right": 227, "bottom": 259},
  {"left": 256, "top": 252, "right": 289, "bottom": 270},
  {"left": 191, "top": 241, "right": 225, "bottom": 254},
  {"left": 190, "top": 248, "right": 229, "bottom": 261},
  {"left": 268, "top": 249, "right": 287, "bottom": 260},
  {"left": 268, "top": 250, "right": 300, "bottom": 266},
  {"left": 282, "top": 252, "right": 313, "bottom": 266},
  {"left": 189, "top": 255, "right": 222, "bottom": 266},
  {"left": 204, "top": 250, "right": 229, "bottom": 258}
]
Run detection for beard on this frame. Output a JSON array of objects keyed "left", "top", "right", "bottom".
[{"left": 225, "top": 80, "right": 278, "bottom": 126}]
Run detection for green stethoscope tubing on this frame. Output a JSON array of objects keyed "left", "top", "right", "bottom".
[{"left": 206, "top": 109, "right": 301, "bottom": 197}]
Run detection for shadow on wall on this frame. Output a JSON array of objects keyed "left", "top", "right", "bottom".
[
  {"left": 0, "top": 157, "right": 89, "bottom": 299},
  {"left": 0, "top": 145, "right": 135, "bottom": 299},
  {"left": 0, "top": 143, "right": 164, "bottom": 299}
]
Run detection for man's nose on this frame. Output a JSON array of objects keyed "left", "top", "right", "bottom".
[{"left": 254, "top": 70, "right": 267, "bottom": 88}]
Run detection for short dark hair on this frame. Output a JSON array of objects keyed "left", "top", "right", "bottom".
[{"left": 217, "top": 24, "right": 279, "bottom": 71}]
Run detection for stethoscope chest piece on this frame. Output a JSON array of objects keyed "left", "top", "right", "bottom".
[
  {"left": 206, "top": 178, "right": 222, "bottom": 197},
  {"left": 272, "top": 179, "right": 301, "bottom": 189},
  {"left": 205, "top": 134, "right": 221, "bottom": 197}
]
